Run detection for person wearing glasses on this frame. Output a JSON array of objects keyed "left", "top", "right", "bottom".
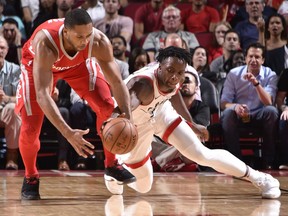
[{"left": 143, "top": 5, "right": 199, "bottom": 61}]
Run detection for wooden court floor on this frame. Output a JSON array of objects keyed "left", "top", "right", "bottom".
[{"left": 0, "top": 170, "right": 287, "bottom": 216}]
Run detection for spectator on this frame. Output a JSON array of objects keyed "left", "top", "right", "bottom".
[
  {"left": 134, "top": 0, "right": 165, "bottom": 42},
  {"left": 128, "top": 47, "right": 150, "bottom": 74},
  {"left": 81, "top": 0, "right": 105, "bottom": 26},
  {"left": 51, "top": 80, "right": 72, "bottom": 170},
  {"left": 21, "top": 0, "right": 40, "bottom": 37},
  {"left": 94, "top": 0, "right": 133, "bottom": 51},
  {"left": 276, "top": 68, "right": 288, "bottom": 170},
  {"left": 0, "top": 0, "right": 27, "bottom": 40},
  {"left": 220, "top": 42, "right": 278, "bottom": 169},
  {"left": 181, "top": 0, "right": 220, "bottom": 33},
  {"left": 0, "top": 36, "right": 21, "bottom": 170},
  {"left": 223, "top": 49, "right": 246, "bottom": 73},
  {"left": 210, "top": 30, "right": 241, "bottom": 81},
  {"left": 208, "top": 21, "right": 232, "bottom": 62},
  {"left": 231, "top": 0, "right": 277, "bottom": 28},
  {"left": 32, "top": 0, "right": 74, "bottom": 34},
  {"left": 143, "top": 5, "right": 199, "bottom": 61},
  {"left": 278, "top": 0, "right": 288, "bottom": 28},
  {"left": 259, "top": 14, "right": 288, "bottom": 76},
  {"left": 110, "top": 35, "right": 129, "bottom": 79},
  {"left": 234, "top": 0, "right": 266, "bottom": 50},
  {"left": 192, "top": 46, "right": 217, "bottom": 84},
  {"left": 1, "top": 18, "right": 25, "bottom": 65},
  {"left": 69, "top": 89, "right": 96, "bottom": 170}
]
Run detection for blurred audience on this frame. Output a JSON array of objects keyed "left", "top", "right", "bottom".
[
  {"left": 134, "top": 0, "right": 165, "bottom": 41},
  {"left": 192, "top": 46, "right": 217, "bottom": 84},
  {"left": 210, "top": 30, "right": 241, "bottom": 81},
  {"left": 128, "top": 47, "right": 150, "bottom": 74},
  {"left": 94, "top": 0, "right": 133, "bottom": 51},
  {"left": 0, "top": 36, "right": 21, "bottom": 170},
  {"left": 208, "top": 21, "right": 232, "bottom": 62},
  {"left": 181, "top": 0, "right": 220, "bottom": 33},
  {"left": 276, "top": 68, "right": 288, "bottom": 170},
  {"left": 143, "top": 5, "right": 199, "bottom": 61}
]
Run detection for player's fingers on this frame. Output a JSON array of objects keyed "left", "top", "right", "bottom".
[{"left": 83, "top": 140, "right": 95, "bottom": 149}]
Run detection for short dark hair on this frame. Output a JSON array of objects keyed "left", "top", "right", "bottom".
[
  {"left": 156, "top": 46, "right": 192, "bottom": 65},
  {"left": 3, "top": 17, "right": 18, "bottom": 28},
  {"left": 224, "top": 29, "right": 239, "bottom": 41},
  {"left": 245, "top": 42, "right": 266, "bottom": 58},
  {"left": 64, "top": 8, "right": 92, "bottom": 29},
  {"left": 110, "top": 35, "right": 127, "bottom": 47}
]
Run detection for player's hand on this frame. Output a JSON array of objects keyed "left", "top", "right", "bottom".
[
  {"left": 66, "top": 128, "right": 95, "bottom": 158},
  {"left": 194, "top": 124, "right": 209, "bottom": 142}
]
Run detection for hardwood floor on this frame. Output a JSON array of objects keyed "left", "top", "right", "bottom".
[{"left": 0, "top": 170, "right": 287, "bottom": 216}]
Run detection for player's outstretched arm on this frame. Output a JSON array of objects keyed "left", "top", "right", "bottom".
[
  {"left": 92, "top": 30, "right": 132, "bottom": 120},
  {"left": 32, "top": 31, "right": 94, "bottom": 158}
]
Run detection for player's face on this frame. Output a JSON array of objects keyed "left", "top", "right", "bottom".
[
  {"left": 64, "top": 24, "right": 93, "bottom": 51},
  {"left": 157, "top": 57, "right": 186, "bottom": 92}
]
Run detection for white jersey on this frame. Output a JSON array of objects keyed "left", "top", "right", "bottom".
[{"left": 124, "top": 63, "right": 180, "bottom": 126}]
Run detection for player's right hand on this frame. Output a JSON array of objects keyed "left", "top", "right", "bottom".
[{"left": 66, "top": 128, "right": 95, "bottom": 158}]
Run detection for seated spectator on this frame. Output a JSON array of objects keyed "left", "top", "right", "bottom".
[
  {"left": 110, "top": 35, "right": 129, "bottom": 79},
  {"left": 51, "top": 79, "right": 72, "bottom": 170},
  {"left": 0, "top": 36, "right": 21, "bottom": 170},
  {"left": 220, "top": 42, "right": 278, "bottom": 169},
  {"left": 276, "top": 68, "right": 288, "bottom": 170},
  {"left": 210, "top": 30, "right": 241, "bottom": 81},
  {"left": 128, "top": 47, "right": 150, "bottom": 74},
  {"left": 181, "top": 0, "right": 220, "bottom": 33},
  {"left": 278, "top": 0, "right": 288, "bottom": 28},
  {"left": 31, "top": 0, "right": 74, "bottom": 34},
  {"left": 70, "top": 89, "right": 96, "bottom": 170},
  {"left": 223, "top": 49, "right": 246, "bottom": 74},
  {"left": 134, "top": 0, "right": 165, "bottom": 42},
  {"left": 234, "top": 0, "right": 267, "bottom": 50},
  {"left": 0, "top": 0, "right": 27, "bottom": 40},
  {"left": 1, "top": 18, "right": 26, "bottom": 65},
  {"left": 81, "top": 0, "right": 105, "bottom": 26},
  {"left": 143, "top": 5, "right": 199, "bottom": 61},
  {"left": 231, "top": 0, "right": 277, "bottom": 28},
  {"left": 192, "top": 46, "right": 217, "bottom": 84},
  {"left": 20, "top": 0, "right": 40, "bottom": 37},
  {"left": 259, "top": 14, "right": 288, "bottom": 76},
  {"left": 94, "top": 0, "right": 133, "bottom": 51},
  {"left": 208, "top": 21, "right": 232, "bottom": 62}
]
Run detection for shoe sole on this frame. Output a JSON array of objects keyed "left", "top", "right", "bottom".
[
  {"left": 104, "top": 174, "right": 136, "bottom": 185},
  {"left": 21, "top": 193, "right": 41, "bottom": 200}
]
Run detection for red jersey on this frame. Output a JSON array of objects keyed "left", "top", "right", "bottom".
[{"left": 22, "top": 18, "right": 93, "bottom": 73}]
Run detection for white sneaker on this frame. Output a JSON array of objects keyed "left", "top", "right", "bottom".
[
  {"left": 279, "top": 164, "right": 288, "bottom": 170},
  {"left": 105, "top": 178, "right": 124, "bottom": 195},
  {"left": 252, "top": 173, "right": 281, "bottom": 199}
]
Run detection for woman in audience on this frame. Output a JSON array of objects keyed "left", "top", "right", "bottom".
[
  {"left": 259, "top": 14, "right": 288, "bottom": 76},
  {"left": 191, "top": 46, "right": 217, "bottom": 84},
  {"left": 208, "top": 21, "right": 232, "bottom": 62},
  {"left": 128, "top": 47, "right": 150, "bottom": 74}
]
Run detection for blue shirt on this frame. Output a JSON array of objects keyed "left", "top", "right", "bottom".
[
  {"left": 221, "top": 65, "right": 278, "bottom": 114},
  {"left": 0, "top": 60, "right": 21, "bottom": 96},
  {"left": 234, "top": 20, "right": 258, "bottom": 50}
]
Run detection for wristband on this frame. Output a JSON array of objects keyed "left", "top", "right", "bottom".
[{"left": 254, "top": 82, "right": 260, "bottom": 87}]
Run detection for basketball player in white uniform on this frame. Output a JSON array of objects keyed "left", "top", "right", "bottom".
[{"left": 104, "top": 46, "right": 281, "bottom": 199}]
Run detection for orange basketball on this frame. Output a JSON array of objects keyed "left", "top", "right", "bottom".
[{"left": 102, "top": 118, "right": 138, "bottom": 155}]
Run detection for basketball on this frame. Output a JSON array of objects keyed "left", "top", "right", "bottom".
[{"left": 102, "top": 118, "right": 138, "bottom": 155}]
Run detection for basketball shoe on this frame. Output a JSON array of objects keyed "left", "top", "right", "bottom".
[
  {"left": 21, "top": 177, "right": 41, "bottom": 200},
  {"left": 252, "top": 173, "right": 281, "bottom": 199},
  {"left": 104, "top": 162, "right": 136, "bottom": 185}
]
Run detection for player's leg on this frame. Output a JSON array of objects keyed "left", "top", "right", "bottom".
[
  {"left": 65, "top": 59, "right": 135, "bottom": 184},
  {"left": 167, "top": 120, "right": 281, "bottom": 199},
  {"left": 19, "top": 109, "right": 44, "bottom": 200}
]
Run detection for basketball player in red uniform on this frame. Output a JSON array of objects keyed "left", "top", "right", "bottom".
[{"left": 16, "top": 9, "right": 135, "bottom": 200}]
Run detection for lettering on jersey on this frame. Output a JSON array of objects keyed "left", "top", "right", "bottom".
[
  {"left": 52, "top": 64, "right": 79, "bottom": 71},
  {"left": 147, "top": 98, "right": 168, "bottom": 118},
  {"left": 47, "top": 18, "right": 64, "bottom": 23}
]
